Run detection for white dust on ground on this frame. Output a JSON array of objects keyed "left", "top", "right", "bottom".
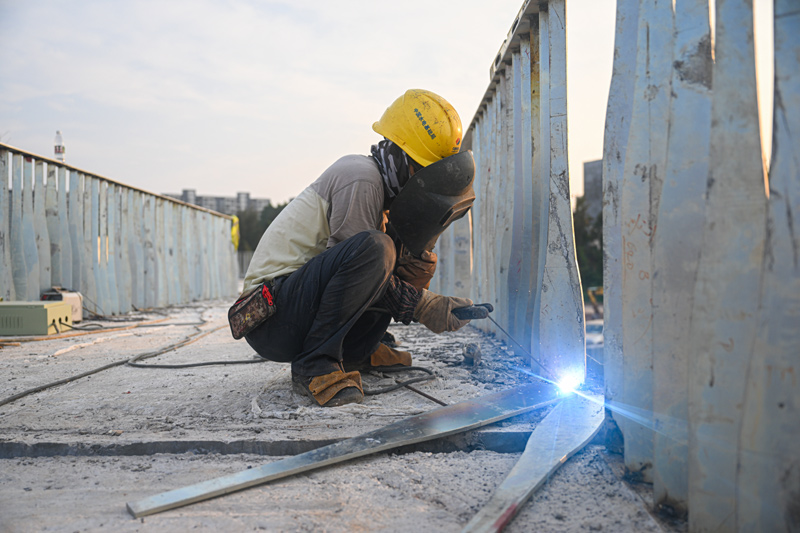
[{"left": 0, "top": 446, "right": 666, "bottom": 532}]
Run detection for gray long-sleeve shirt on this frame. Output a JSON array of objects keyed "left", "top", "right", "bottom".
[{"left": 241, "top": 155, "right": 385, "bottom": 295}]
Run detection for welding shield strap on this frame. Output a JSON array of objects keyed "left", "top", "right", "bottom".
[{"left": 387, "top": 150, "right": 476, "bottom": 257}]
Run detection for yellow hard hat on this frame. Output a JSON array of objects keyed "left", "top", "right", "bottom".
[{"left": 373, "top": 89, "right": 462, "bottom": 167}]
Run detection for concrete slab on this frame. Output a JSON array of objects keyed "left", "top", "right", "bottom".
[
  {"left": 0, "top": 447, "right": 664, "bottom": 532},
  {"left": 0, "top": 301, "right": 685, "bottom": 531},
  {"left": 1, "top": 302, "right": 552, "bottom": 455}
]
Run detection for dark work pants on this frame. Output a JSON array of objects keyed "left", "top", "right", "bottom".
[{"left": 245, "top": 230, "right": 395, "bottom": 377}]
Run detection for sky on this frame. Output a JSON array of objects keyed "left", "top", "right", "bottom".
[{"left": 0, "top": 0, "right": 774, "bottom": 204}]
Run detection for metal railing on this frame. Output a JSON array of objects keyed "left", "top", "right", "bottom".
[
  {"left": 432, "top": 0, "right": 585, "bottom": 381},
  {"left": 0, "top": 143, "right": 238, "bottom": 315},
  {"left": 434, "top": 0, "right": 799, "bottom": 528},
  {"left": 601, "top": 0, "right": 800, "bottom": 528}
]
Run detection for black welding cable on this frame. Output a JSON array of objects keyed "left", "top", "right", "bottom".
[
  {"left": 80, "top": 294, "right": 104, "bottom": 318},
  {"left": 0, "top": 315, "right": 436, "bottom": 406},
  {"left": 56, "top": 320, "right": 205, "bottom": 332},
  {"left": 80, "top": 313, "right": 147, "bottom": 322},
  {"left": 135, "top": 322, "right": 205, "bottom": 328},
  {"left": 7, "top": 302, "right": 216, "bottom": 343},
  {"left": 0, "top": 348, "right": 435, "bottom": 407},
  {"left": 82, "top": 293, "right": 173, "bottom": 321},
  {"left": 124, "top": 325, "right": 267, "bottom": 369},
  {"left": 0, "top": 312, "right": 219, "bottom": 407},
  {"left": 0, "top": 323, "right": 231, "bottom": 408},
  {"left": 56, "top": 320, "right": 106, "bottom": 331},
  {"left": 126, "top": 358, "right": 267, "bottom": 369},
  {"left": 122, "top": 310, "right": 269, "bottom": 369},
  {"left": 0, "top": 358, "right": 129, "bottom": 408},
  {"left": 0, "top": 336, "right": 431, "bottom": 404},
  {"left": 362, "top": 366, "right": 436, "bottom": 395},
  {"left": 100, "top": 313, "right": 169, "bottom": 321},
  {"left": 0, "top": 319, "right": 167, "bottom": 343},
  {"left": 76, "top": 291, "right": 188, "bottom": 321},
  {"left": 51, "top": 311, "right": 262, "bottom": 368},
  {"left": 5, "top": 320, "right": 211, "bottom": 344}
]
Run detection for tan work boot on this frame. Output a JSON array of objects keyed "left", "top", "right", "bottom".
[
  {"left": 292, "top": 370, "right": 364, "bottom": 407},
  {"left": 344, "top": 343, "right": 412, "bottom": 372}
]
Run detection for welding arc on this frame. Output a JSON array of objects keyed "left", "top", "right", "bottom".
[{"left": 484, "top": 315, "right": 559, "bottom": 382}]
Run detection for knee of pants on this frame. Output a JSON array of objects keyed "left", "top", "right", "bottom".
[{"left": 357, "top": 230, "right": 396, "bottom": 278}]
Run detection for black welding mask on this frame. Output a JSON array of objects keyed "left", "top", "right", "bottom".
[{"left": 387, "top": 150, "right": 475, "bottom": 257}]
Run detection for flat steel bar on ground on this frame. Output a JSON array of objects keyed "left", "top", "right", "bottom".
[
  {"left": 462, "top": 393, "right": 604, "bottom": 533},
  {"left": 127, "top": 381, "right": 562, "bottom": 518}
]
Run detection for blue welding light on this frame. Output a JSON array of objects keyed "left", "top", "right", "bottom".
[{"left": 556, "top": 369, "right": 583, "bottom": 394}]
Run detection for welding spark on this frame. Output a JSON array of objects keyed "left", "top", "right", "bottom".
[
  {"left": 511, "top": 363, "right": 687, "bottom": 442},
  {"left": 510, "top": 364, "right": 585, "bottom": 396},
  {"left": 556, "top": 370, "right": 584, "bottom": 394}
]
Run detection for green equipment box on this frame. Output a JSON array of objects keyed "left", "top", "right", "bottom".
[{"left": 0, "top": 301, "right": 73, "bottom": 336}]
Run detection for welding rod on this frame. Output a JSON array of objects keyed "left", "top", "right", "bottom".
[
  {"left": 485, "top": 315, "right": 560, "bottom": 381},
  {"left": 453, "top": 304, "right": 560, "bottom": 381}
]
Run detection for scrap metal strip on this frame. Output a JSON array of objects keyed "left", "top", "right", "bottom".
[
  {"left": 127, "top": 381, "right": 562, "bottom": 518},
  {"left": 462, "top": 393, "right": 605, "bottom": 533}
]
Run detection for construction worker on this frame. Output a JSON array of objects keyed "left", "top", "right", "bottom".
[{"left": 238, "top": 89, "right": 474, "bottom": 407}]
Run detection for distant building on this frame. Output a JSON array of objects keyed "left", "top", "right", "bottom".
[
  {"left": 582, "top": 160, "right": 602, "bottom": 220},
  {"left": 250, "top": 197, "right": 273, "bottom": 215},
  {"left": 164, "top": 189, "right": 273, "bottom": 216}
]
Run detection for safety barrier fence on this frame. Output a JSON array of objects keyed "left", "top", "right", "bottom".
[
  {"left": 0, "top": 143, "right": 239, "bottom": 315},
  {"left": 434, "top": 0, "right": 799, "bottom": 529},
  {"left": 601, "top": 0, "right": 798, "bottom": 529},
  {"left": 432, "top": 0, "right": 586, "bottom": 382}
]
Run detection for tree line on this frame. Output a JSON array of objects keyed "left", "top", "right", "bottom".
[
  {"left": 236, "top": 201, "right": 289, "bottom": 252},
  {"left": 572, "top": 195, "right": 603, "bottom": 301}
]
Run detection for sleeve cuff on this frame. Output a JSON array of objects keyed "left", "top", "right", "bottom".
[{"left": 380, "top": 275, "right": 422, "bottom": 325}]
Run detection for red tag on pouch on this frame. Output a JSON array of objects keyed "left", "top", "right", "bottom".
[{"left": 228, "top": 282, "right": 277, "bottom": 340}]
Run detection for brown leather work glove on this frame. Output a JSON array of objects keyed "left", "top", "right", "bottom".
[
  {"left": 413, "top": 289, "right": 473, "bottom": 334},
  {"left": 396, "top": 248, "right": 437, "bottom": 291}
]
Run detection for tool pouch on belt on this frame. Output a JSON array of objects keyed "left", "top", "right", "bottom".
[{"left": 228, "top": 282, "right": 276, "bottom": 339}]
